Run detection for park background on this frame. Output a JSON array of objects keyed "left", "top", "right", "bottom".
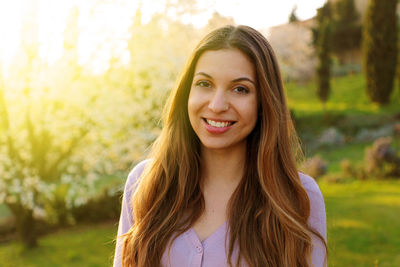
[{"left": 0, "top": 0, "right": 399, "bottom": 266}]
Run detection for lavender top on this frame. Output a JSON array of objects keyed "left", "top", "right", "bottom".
[{"left": 113, "top": 160, "right": 327, "bottom": 267}]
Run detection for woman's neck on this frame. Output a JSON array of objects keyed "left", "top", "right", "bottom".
[{"left": 200, "top": 144, "right": 246, "bottom": 189}]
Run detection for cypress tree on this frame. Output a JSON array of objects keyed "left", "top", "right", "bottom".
[
  {"left": 397, "top": 21, "right": 400, "bottom": 101},
  {"left": 313, "top": 2, "right": 333, "bottom": 106},
  {"left": 316, "top": 20, "right": 332, "bottom": 105},
  {"left": 363, "top": 0, "right": 398, "bottom": 104},
  {"left": 288, "top": 6, "right": 299, "bottom": 23},
  {"left": 331, "top": 0, "right": 361, "bottom": 55},
  {"left": 312, "top": 2, "right": 332, "bottom": 47}
]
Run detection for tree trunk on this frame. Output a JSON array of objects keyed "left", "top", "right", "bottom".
[{"left": 8, "top": 203, "right": 38, "bottom": 248}]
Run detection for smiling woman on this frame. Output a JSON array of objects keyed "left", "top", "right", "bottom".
[{"left": 114, "top": 25, "right": 327, "bottom": 267}]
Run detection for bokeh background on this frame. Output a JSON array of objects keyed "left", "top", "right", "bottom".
[{"left": 0, "top": 0, "right": 399, "bottom": 266}]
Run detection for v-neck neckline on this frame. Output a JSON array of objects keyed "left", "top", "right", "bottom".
[{"left": 190, "top": 221, "right": 228, "bottom": 246}]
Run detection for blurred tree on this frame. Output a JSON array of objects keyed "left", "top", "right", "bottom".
[
  {"left": 61, "top": 6, "right": 81, "bottom": 81},
  {"left": 0, "top": 1, "right": 42, "bottom": 248},
  {"left": 363, "top": 0, "right": 398, "bottom": 104},
  {"left": 288, "top": 5, "right": 299, "bottom": 23},
  {"left": 268, "top": 24, "right": 316, "bottom": 82},
  {"left": 165, "top": 0, "right": 202, "bottom": 19},
  {"left": 316, "top": 20, "right": 332, "bottom": 106},
  {"left": 331, "top": 0, "right": 361, "bottom": 62},
  {"left": 397, "top": 20, "right": 400, "bottom": 101},
  {"left": 0, "top": 3, "right": 107, "bottom": 248},
  {"left": 203, "top": 11, "right": 235, "bottom": 33},
  {"left": 313, "top": 2, "right": 333, "bottom": 106},
  {"left": 312, "top": 2, "right": 333, "bottom": 47},
  {"left": 125, "top": 8, "right": 201, "bottom": 121}
]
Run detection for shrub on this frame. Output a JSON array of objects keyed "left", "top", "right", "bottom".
[
  {"left": 71, "top": 186, "right": 122, "bottom": 223},
  {"left": 340, "top": 159, "right": 356, "bottom": 177},
  {"left": 394, "top": 123, "right": 400, "bottom": 138},
  {"left": 301, "top": 156, "right": 328, "bottom": 179},
  {"left": 364, "top": 137, "right": 400, "bottom": 178},
  {"left": 340, "top": 159, "right": 367, "bottom": 180},
  {"left": 322, "top": 173, "right": 349, "bottom": 184}
]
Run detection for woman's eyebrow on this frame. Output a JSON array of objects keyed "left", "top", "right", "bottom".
[
  {"left": 232, "top": 77, "right": 256, "bottom": 86},
  {"left": 194, "top": 72, "right": 212, "bottom": 78},
  {"left": 195, "top": 72, "right": 255, "bottom": 85}
]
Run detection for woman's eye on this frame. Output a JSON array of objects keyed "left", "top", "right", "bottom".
[
  {"left": 233, "top": 86, "right": 249, "bottom": 94},
  {"left": 195, "top": 81, "right": 211, "bottom": 87}
]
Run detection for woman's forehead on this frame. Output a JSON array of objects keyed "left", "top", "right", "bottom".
[{"left": 194, "top": 49, "right": 256, "bottom": 81}]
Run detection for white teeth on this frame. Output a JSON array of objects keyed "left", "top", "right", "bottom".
[{"left": 206, "top": 119, "right": 232, "bottom": 128}]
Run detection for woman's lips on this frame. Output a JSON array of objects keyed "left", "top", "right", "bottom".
[{"left": 203, "top": 118, "right": 236, "bottom": 134}]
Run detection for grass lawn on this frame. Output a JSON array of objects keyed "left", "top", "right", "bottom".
[
  {"left": 320, "top": 180, "right": 400, "bottom": 267},
  {"left": 285, "top": 73, "right": 400, "bottom": 116},
  {"left": 309, "top": 137, "right": 400, "bottom": 174},
  {"left": 0, "top": 221, "right": 119, "bottom": 267},
  {"left": 310, "top": 142, "right": 370, "bottom": 173},
  {"left": 0, "top": 180, "right": 399, "bottom": 267}
]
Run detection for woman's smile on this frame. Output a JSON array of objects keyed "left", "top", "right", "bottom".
[{"left": 203, "top": 118, "right": 236, "bottom": 134}]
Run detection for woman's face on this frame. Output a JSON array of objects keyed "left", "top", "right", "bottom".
[{"left": 188, "top": 48, "right": 258, "bottom": 152}]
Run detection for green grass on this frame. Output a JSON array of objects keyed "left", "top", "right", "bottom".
[
  {"left": 311, "top": 142, "right": 370, "bottom": 173},
  {"left": 320, "top": 180, "right": 400, "bottom": 267},
  {"left": 310, "top": 137, "right": 400, "bottom": 173},
  {"left": 285, "top": 73, "right": 400, "bottom": 116},
  {"left": 0, "top": 222, "right": 119, "bottom": 267}
]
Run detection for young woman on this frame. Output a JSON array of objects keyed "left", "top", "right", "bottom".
[{"left": 113, "top": 25, "right": 327, "bottom": 267}]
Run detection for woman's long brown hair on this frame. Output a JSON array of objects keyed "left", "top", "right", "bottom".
[{"left": 121, "top": 25, "right": 327, "bottom": 267}]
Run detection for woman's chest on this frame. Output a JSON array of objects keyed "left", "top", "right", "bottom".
[{"left": 161, "top": 224, "right": 236, "bottom": 267}]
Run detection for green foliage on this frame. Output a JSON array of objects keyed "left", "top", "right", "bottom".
[
  {"left": 203, "top": 11, "right": 235, "bottom": 33},
  {"left": 316, "top": 20, "right": 332, "bottom": 104},
  {"left": 315, "top": 136, "right": 400, "bottom": 183},
  {"left": 313, "top": 2, "right": 333, "bottom": 104},
  {"left": 288, "top": 6, "right": 299, "bottom": 23},
  {"left": 312, "top": 2, "right": 333, "bottom": 47},
  {"left": 71, "top": 188, "right": 121, "bottom": 223},
  {"left": 397, "top": 24, "right": 400, "bottom": 103},
  {"left": 300, "top": 155, "right": 328, "bottom": 179},
  {"left": 312, "top": 142, "right": 370, "bottom": 174},
  {"left": 331, "top": 0, "right": 361, "bottom": 55},
  {"left": 364, "top": 137, "right": 400, "bottom": 178},
  {"left": 362, "top": 0, "right": 398, "bottom": 104}
]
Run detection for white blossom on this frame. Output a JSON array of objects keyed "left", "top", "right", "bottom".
[
  {"left": 33, "top": 206, "right": 47, "bottom": 220},
  {"left": 5, "top": 195, "right": 17, "bottom": 204}
]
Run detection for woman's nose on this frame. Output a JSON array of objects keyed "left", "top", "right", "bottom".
[{"left": 208, "top": 89, "right": 229, "bottom": 112}]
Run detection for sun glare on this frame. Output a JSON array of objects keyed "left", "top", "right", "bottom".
[
  {"left": 37, "top": 0, "right": 70, "bottom": 65},
  {"left": 0, "top": 0, "right": 324, "bottom": 77},
  {"left": 0, "top": 1, "right": 23, "bottom": 77},
  {"left": 0, "top": 0, "right": 138, "bottom": 76}
]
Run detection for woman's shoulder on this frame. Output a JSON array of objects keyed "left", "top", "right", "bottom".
[
  {"left": 124, "top": 159, "right": 152, "bottom": 196},
  {"left": 298, "top": 172, "right": 324, "bottom": 200},
  {"left": 127, "top": 159, "right": 151, "bottom": 182},
  {"left": 298, "top": 172, "right": 325, "bottom": 219},
  {"left": 298, "top": 172, "right": 326, "bottom": 233}
]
